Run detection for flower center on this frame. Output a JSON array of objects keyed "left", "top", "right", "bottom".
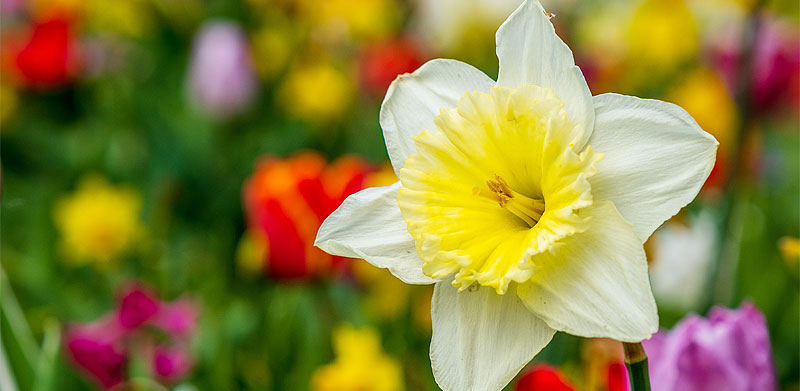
[
  {"left": 474, "top": 175, "right": 544, "bottom": 228},
  {"left": 397, "top": 85, "right": 603, "bottom": 294}
]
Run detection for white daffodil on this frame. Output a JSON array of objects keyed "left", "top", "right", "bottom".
[{"left": 316, "top": 1, "right": 718, "bottom": 390}]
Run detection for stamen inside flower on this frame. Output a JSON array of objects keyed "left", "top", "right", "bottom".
[
  {"left": 397, "top": 85, "right": 603, "bottom": 294},
  {"left": 473, "top": 175, "right": 545, "bottom": 227}
]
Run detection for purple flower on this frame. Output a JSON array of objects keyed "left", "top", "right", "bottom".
[
  {"left": 118, "top": 287, "right": 160, "bottom": 329},
  {"left": 188, "top": 20, "right": 257, "bottom": 118},
  {"left": 643, "top": 302, "right": 776, "bottom": 391}
]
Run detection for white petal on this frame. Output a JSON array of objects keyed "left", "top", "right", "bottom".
[
  {"left": 588, "top": 93, "right": 718, "bottom": 241},
  {"left": 495, "top": 0, "right": 594, "bottom": 148},
  {"left": 315, "top": 182, "right": 435, "bottom": 285},
  {"left": 380, "top": 59, "right": 495, "bottom": 175},
  {"left": 518, "top": 201, "right": 658, "bottom": 342},
  {"left": 430, "top": 281, "right": 555, "bottom": 391}
]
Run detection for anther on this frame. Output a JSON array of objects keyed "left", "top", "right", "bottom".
[{"left": 476, "top": 175, "right": 545, "bottom": 228}]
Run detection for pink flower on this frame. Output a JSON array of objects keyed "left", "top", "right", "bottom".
[
  {"left": 153, "top": 345, "right": 193, "bottom": 381},
  {"left": 151, "top": 300, "right": 198, "bottom": 337},
  {"left": 118, "top": 287, "right": 160, "bottom": 329},
  {"left": 713, "top": 15, "right": 800, "bottom": 114},
  {"left": 65, "top": 318, "right": 127, "bottom": 389},
  {"left": 188, "top": 20, "right": 257, "bottom": 118},
  {"left": 642, "top": 302, "right": 776, "bottom": 391},
  {"left": 64, "top": 283, "right": 199, "bottom": 388}
]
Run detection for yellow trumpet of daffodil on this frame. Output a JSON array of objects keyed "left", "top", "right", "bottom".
[{"left": 316, "top": 1, "right": 717, "bottom": 390}]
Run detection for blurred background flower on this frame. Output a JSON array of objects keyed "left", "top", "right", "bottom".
[
  {"left": 626, "top": 0, "right": 698, "bottom": 85},
  {"left": 240, "top": 152, "right": 371, "bottom": 279},
  {"left": 64, "top": 285, "right": 198, "bottom": 389},
  {"left": 3, "top": 16, "right": 79, "bottom": 89},
  {"left": 278, "top": 62, "right": 354, "bottom": 124},
  {"left": 358, "top": 39, "right": 425, "bottom": 97},
  {"left": 713, "top": 13, "right": 800, "bottom": 114},
  {"left": 188, "top": 20, "right": 257, "bottom": 118},
  {"left": 515, "top": 365, "right": 576, "bottom": 391},
  {"left": 311, "top": 325, "right": 403, "bottom": 391},
  {"left": 53, "top": 176, "right": 142, "bottom": 266},
  {"left": 308, "top": 0, "right": 401, "bottom": 44},
  {"left": 667, "top": 68, "right": 738, "bottom": 190},
  {"left": 643, "top": 302, "right": 776, "bottom": 391},
  {"left": 648, "top": 212, "right": 718, "bottom": 311}
]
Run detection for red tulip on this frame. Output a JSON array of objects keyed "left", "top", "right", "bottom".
[
  {"left": 606, "top": 362, "right": 629, "bottom": 391},
  {"left": 9, "top": 17, "right": 78, "bottom": 89},
  {"left": 359, "top": 39, "right": 425, "bottom": 96},
  {"left": 243, "top": 152, "right": 371, "bottom": 280},
  {"left": 516, "top": 365, "right": 576, "bottom": 391}
]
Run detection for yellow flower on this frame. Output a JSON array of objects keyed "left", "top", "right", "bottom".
[
  {"left": 279, "top": 62, "right": 354, "bottom": 124},
  {"left": 780, "top": 237, "right": 800, "bottom": 260},
  {"left": 251, "top": 25, "right": 293, "bottom": 81},
  {"left": 54, "top": 176, "right": 142, "bottom": 265},
  {"left": 89, "top": 0, "right": 153, "bottom": 37},
  {"left": 310, "top": 0, "right": 400, "bottom": 42},
  {"left": 779, "top": 237, "right": 800, "bottom": 277},
  {"left": 33, "top": 0, "right": 153, "bottom": 37},
  {"left": 668, "top": 68, "right": 738, "bottom": 153},
  {"left": 573, "top": 2, "right": 632, "bottom": 94},
  {"left": 311, "top": 326, "right": 404, "bottom": 391},
  {"left": 627, "top": 0, "right": 698, "bottom": 74}
]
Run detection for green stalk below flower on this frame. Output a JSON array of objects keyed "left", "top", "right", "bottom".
[{"left": 623, "top": 342, "right": 651, "bottom": 391}]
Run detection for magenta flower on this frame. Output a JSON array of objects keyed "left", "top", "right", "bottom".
[
  {"left": 188, "top": 20, "right": 257, "bottom": 118},
  {"left": 64, "top": 284, "right": 199, "bottom": 389},
  {"left": 643, "top": 302, "right": 776, "bottom": 391},
  {"left": 65, "top": 317, "right": 127, "bottom": 389},
  {"left": 713, "top": 15, "right": 800, "bottom": 114},
  {"left": 118, "top": 287, "right": 160, "bottom": 329}
]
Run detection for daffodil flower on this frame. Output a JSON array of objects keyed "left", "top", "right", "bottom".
[{"left": 316, "top": 1, "right": 717, "bottom": 390}]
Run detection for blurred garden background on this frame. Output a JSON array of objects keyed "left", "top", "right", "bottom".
[{"left": 0, "top": 0, "right": 798, "bottom": 390}]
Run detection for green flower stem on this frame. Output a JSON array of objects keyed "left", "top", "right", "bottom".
[{"left": 623, "top": 342, "right": 651, "bottom": 391}]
